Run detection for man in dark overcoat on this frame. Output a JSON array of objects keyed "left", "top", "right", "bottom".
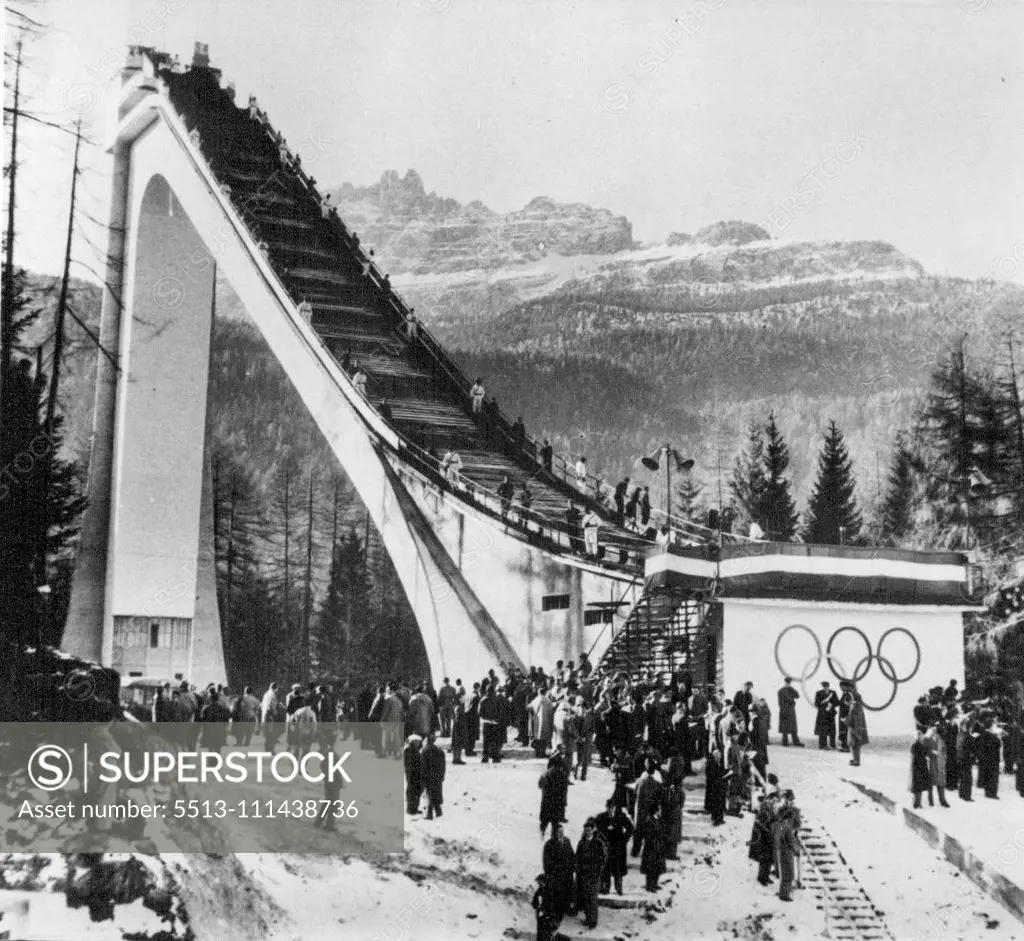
[
  {"left": 542, "top": 823, "right": 576, "bottom": 924},
  {"left": 574, "top": 818, "right": 608, "bottom": 928},
  {"left": 595, "top": 797, "right": 633, "bottom": 895},
  {"left": 814, "top": 681, "right": 839, "bottom": 749},
  {"left": 420, "top": 732, "right": 446, "bottom": 819}
]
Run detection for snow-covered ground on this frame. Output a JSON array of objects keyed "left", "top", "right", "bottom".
[
  {"left": 2, "top": 741, "right": 1022, "bottom": 940},
  {"left": 769, "top": 745, "right": 1022, "bottom": 941},
  {"left": 829, "top": 745, "right": 1024, "bottom": 885}
]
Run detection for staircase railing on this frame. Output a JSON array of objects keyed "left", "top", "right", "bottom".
[
  {"left": 381, "top": 433, "right": 649, "bottom": 575},
  {"left": 598, "top": 583, "right": 656, "bottom": 675},
  {"left": 584, "top": 570, "right": 645, "bottom": 660},
  {"left": 599, "top": 581, "right": 717, "bottom": 682}
]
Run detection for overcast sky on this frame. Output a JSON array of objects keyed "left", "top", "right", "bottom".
[{"left": 5, "top": 0, "right": 1023, "bottom": 282}]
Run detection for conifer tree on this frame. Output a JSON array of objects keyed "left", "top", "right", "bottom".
[
  {"left": 974, "top": 378, "right": 1011, "bottom": 484},
  {"left": 804, "top": 421, "right": 862, "bottom": 545},
  {"left": 880, "top": 434, "right": 915, "bottom": 545},
  {"left": 0, "top": 349, "right": 85, "bottom": 647},
  {"left": 675, "top": 473, "right": 704, "bottom": 522},
  {"left": 758, "top": 411, "right": 798, "bottom": 541},
  {"left": 730, "top": 420, "right": 766, "bottom": 526},
  {"left": 915, "top": 340, "right": 1020, "bottom": 544},
  {"left": 1000, "top": 335, "right": 1024, "bottom": 524},
  {"left": 919, "top": 341, "right": 980, "bottom": 505},
  {"left": 0, "top": 59, "right": 43, "bottom": 643},
  {"left": 315, "top": 529, "right": 371, "bottom": 682},
  {"left": 268, "top": 465, "right": 303, "bottom": 681},
  {"left": 213, "top": 453, "right": 271, "bottom": 687}
]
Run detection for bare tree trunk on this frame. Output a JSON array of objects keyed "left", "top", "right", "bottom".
[
  {"left": 303, "top": 469, "right": 315, "bottom": 680},
  {"left": 1007, "top": 335, "right": 1024, "bottom": 521},
  {"left": 282, "top": 468, "right": 291, "bottom": 678},
  {"left": 226, "top": 470, "right": 236, "bottom": 662},
  {"left": 43, "top": 118, "right": 82, "bottom": 438},
  {"left": 0, "top": 37, "right": 24, "bottom": 431},
  {"left": 333, "top": 478, "right": 349, "bottom": 651}
]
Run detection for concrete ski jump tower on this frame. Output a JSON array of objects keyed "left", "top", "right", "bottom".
[{"left": 63, "top": 44, "right": 651, "bottom": 689}]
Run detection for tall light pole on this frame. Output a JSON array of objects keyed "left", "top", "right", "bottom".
[
  {"left": 641, "top": 445, "right": 694, "bottom": 531},
  {"left": 665, "top": 443, "right": 672, "bottom": 520}
]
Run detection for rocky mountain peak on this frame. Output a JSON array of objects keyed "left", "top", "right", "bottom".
[
  {"left": 691, "top": 220, "right": 771, "bottom": 247},
  {"left": 379, "top": 168, "right": 425, "bottom": 197},
  {"left": 329, "top": 171, "right": 634, "bottom": 274},
  {"left": 525, "top": 196, "right": 557, "bottom": 211}
]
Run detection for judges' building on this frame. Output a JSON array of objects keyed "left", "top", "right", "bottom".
[{"left": 608, "top": 542, "right": 980, "bottom": 737}]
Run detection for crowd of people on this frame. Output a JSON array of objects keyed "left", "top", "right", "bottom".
[
  {"left": 372, "top": 661, "right": 807, "bottom": 935},
  {"left": 143, "top": 661, "right": 1023, "bottom": 934},
  {"left": 908, "top": 680, "right": 1024, "bottom": 807}
]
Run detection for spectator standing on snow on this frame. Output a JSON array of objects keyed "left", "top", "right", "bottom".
[
  {"left": 575, "top": 818, "right": 608, "bottom": 929},
  {"left": 421, "top": 733, "right": 447, "bottom": 820}
]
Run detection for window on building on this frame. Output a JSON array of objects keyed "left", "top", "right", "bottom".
[
  {"left": 172, "top": 621, "right": 191, "bottom": 650},
  {"left": 150, "top": 622, "right": 160, "bottom": 648},
  {"left": 114, "top": 617, "right": 147, "bottom": 649},
  {"left": 129, "top": 671, "right": 143, "bottom": 678},
  {"left": 584, "top": 608, "right": 615, "bottom": 626},
  {"left": 542, "top": 594, "right": 571, "bottom": 612}
]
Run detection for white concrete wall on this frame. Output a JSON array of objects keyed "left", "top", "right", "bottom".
[
  {"left": 721, "top": 600, "right": 964, "bottom": 738},
  {"left": 109, "top": 170, "right": 213, "bottom": 623},
  {"left": 396, "top": 466, "right": 641, "bottom": 673}
]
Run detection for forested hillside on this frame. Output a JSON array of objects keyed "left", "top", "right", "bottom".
[
  {"left": 439, "top": 277, "right": 1023, "bottom": 512},
  {"left": 19, "top": 209, "right": 1024, "bottom": 691}
]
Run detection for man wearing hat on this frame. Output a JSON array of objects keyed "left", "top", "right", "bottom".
[
  {"left": 774, "top": 790, "right": 803, "bottom": 902},
  {"left": 814, "top": 681, "right": 839, "bottom": 750},
  {"left": 575, "top": 817, "right": 608, "bottom": 928},
  {"left": 284, "top": 683, "right": 304, "bottom": 753},
  {"left": 838, "top": 681, "right": 855, "bottom": 752},
  {"left": 404, "top": 734, "right": 424, "bottom": 814},
  {"left": 420, "top": 732, "right": 446, "bottom": 820},
  {"left": 777, "top": 677, "right": 803, "bottom": 747},
  {"left": 542, "top": 823, "right": 576, "bottom": 929},
  {"left": 734, "top": 681, "right": 755, "bottom": 727}
]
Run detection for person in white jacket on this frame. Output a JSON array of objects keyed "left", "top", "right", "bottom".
[
  {"left": 582, "top": 509, "right": 601, "bottom": 557},
  {"left": 470, "top": 378, "right": 485, "bottom": 414},
  {"left": 288, "top": 699, "right": 319, "bottom": 759},
  {"left": 554, "top": 696, "right": 579, "bottom": 756}
]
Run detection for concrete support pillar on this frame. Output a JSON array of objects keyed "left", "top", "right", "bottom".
[{"left": 63, "top": 142, "right": 130, "bottom": 663}]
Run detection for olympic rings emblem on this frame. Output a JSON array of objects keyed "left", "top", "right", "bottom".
[
  {"left": 772, "top": 625, "right": 849, "bottom": 708},
  {"left": 775, "top": 625, "right": 921, "bottom": 712}
]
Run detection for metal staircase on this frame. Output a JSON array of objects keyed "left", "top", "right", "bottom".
[{"left": 599, "top": 583, "right": 720, "bottom": 685}]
